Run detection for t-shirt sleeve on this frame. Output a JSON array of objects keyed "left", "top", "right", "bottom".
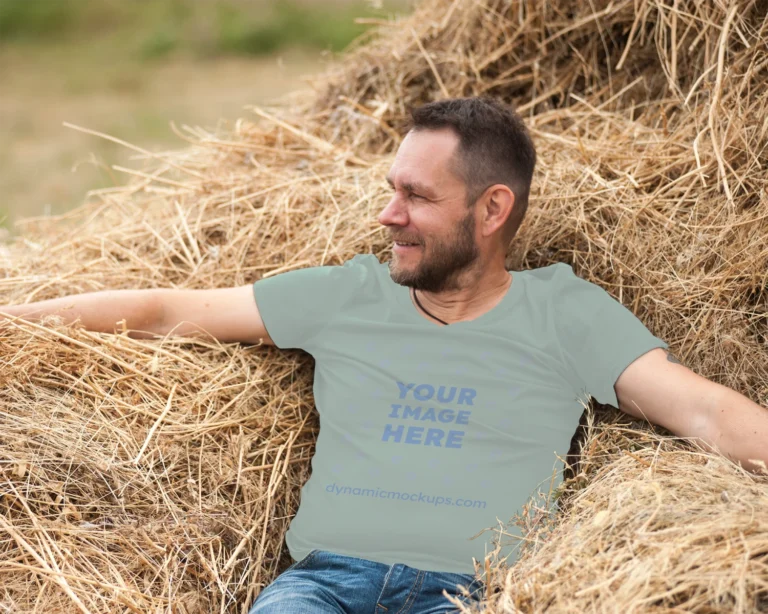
[
  {"left": 252, "top": 254, "right": 368, "bottom": 352},
  {"left": 552, "top": 263, "right": 669, "bottom": 408}
]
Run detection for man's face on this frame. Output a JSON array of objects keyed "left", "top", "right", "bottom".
[{"left": 378, "top": 128, "right": 480, "bottom": 293}]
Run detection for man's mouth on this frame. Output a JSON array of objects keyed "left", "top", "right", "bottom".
[{"left": 394, "top": 240, "right": 421, "bottom": 254}]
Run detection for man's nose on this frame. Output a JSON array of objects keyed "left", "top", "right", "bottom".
[{"left": 378, "top": 194, "right": 407, "bottom": 227}]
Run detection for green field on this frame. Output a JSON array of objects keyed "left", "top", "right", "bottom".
[
  {"left": 0, "top": 0, "right": 410, "bottom": 230},
  {"left": 0, "top": 0, "right": 397, "bottom": 57}
]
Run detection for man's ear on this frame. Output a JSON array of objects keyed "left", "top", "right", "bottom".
[{"left": 481, "top": 185, "right": 515, "bottom": 238}]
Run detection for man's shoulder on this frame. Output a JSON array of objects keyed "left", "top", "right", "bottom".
[
  {"left": 521, "top": 262, "right": 609, "bottom": 306},
  {"left": 344, "top": 253, "right": 383, "bottom": 268},
  {"left": 522, "top": 261, "right": 571, "bottom": 281},
  {"left": 338, "top": 253, "right": 385, "bottom": 283},
  {"left": 520, "top": 261, "right": 579, "bottom": 288}
]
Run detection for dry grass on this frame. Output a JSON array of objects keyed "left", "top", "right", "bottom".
[{"left": 1, "top": 0, "right": 767, "bottom": 612}]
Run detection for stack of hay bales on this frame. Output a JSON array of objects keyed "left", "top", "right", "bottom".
[{"left": 1, "top": 0, "right": 766, "bottom": 611}]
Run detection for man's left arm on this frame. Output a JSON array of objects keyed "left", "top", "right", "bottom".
[{"left": 614, "top": 348, "right": 768, "bottom": 474}]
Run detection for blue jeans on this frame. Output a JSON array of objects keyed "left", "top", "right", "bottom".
[{"left": 248, "top": 549, "right": 485, "bottom": 613}]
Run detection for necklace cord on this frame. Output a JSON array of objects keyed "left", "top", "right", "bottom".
[
  {"left": 412, "top": 289, "right": 449, "bottom": 325},
  {"left": 411, "top": 274, "right": 512, "bottom": 326}
]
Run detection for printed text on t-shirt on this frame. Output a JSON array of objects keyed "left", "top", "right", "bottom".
[{"left": 380, "top": 382, "right": 474, "bottom": 449}]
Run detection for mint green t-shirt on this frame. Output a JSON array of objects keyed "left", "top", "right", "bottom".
[{"left": 252, "top": 254, "right": 668, "bottom": 574}]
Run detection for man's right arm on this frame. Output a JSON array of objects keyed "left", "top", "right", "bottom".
[{"left": 0, "top": 285, "right": 275, "bottom": 346}]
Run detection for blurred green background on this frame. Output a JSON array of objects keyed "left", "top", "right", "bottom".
[{"left": 0, "top": 0, "right": 410, "bottom": 231}]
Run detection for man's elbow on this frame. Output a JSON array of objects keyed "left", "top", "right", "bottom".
[{"left": 125, "top": 290, "right": 168, "bottom": 339}]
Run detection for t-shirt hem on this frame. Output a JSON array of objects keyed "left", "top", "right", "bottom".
[
  {"left": 600, "top": 338, "right": 670, "bottom": 407},
  {"left": 287, "top": 534, "right": 480, "bottom": 575}
]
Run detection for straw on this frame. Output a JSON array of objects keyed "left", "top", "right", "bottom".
[{"left": 1, "top": 0, "right": 767, "bottom": 611}]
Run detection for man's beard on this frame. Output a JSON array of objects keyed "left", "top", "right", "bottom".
[{"left": 388, "top": 208, "right": 480, "bottom": 293}]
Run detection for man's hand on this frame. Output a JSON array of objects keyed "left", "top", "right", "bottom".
[{"left": 0, "top": 290, "right": 163, "bottom": 338}]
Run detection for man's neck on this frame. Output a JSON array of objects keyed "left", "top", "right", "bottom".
[{"left": 410, "top": 270, "right": 512, "bottom": 324}]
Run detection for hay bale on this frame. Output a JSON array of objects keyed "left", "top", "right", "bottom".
[
  {"left": 1, "top": 0, "right": 766, "bottom": 611},
  {"left": 476, "top": 408, "right": 768, "bottom": 612}
]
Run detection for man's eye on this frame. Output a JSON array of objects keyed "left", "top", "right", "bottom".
[{"left": 385, "top": 184, "right": 424, "bottom": 200}]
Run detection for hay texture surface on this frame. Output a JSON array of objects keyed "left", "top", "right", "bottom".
[{"left": 1, "top": 0, "right": 768, "bottom": 612}]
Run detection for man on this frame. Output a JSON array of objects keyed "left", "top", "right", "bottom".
[{"left": 2, "top": 97, "right": 766, "bottom": 614}]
